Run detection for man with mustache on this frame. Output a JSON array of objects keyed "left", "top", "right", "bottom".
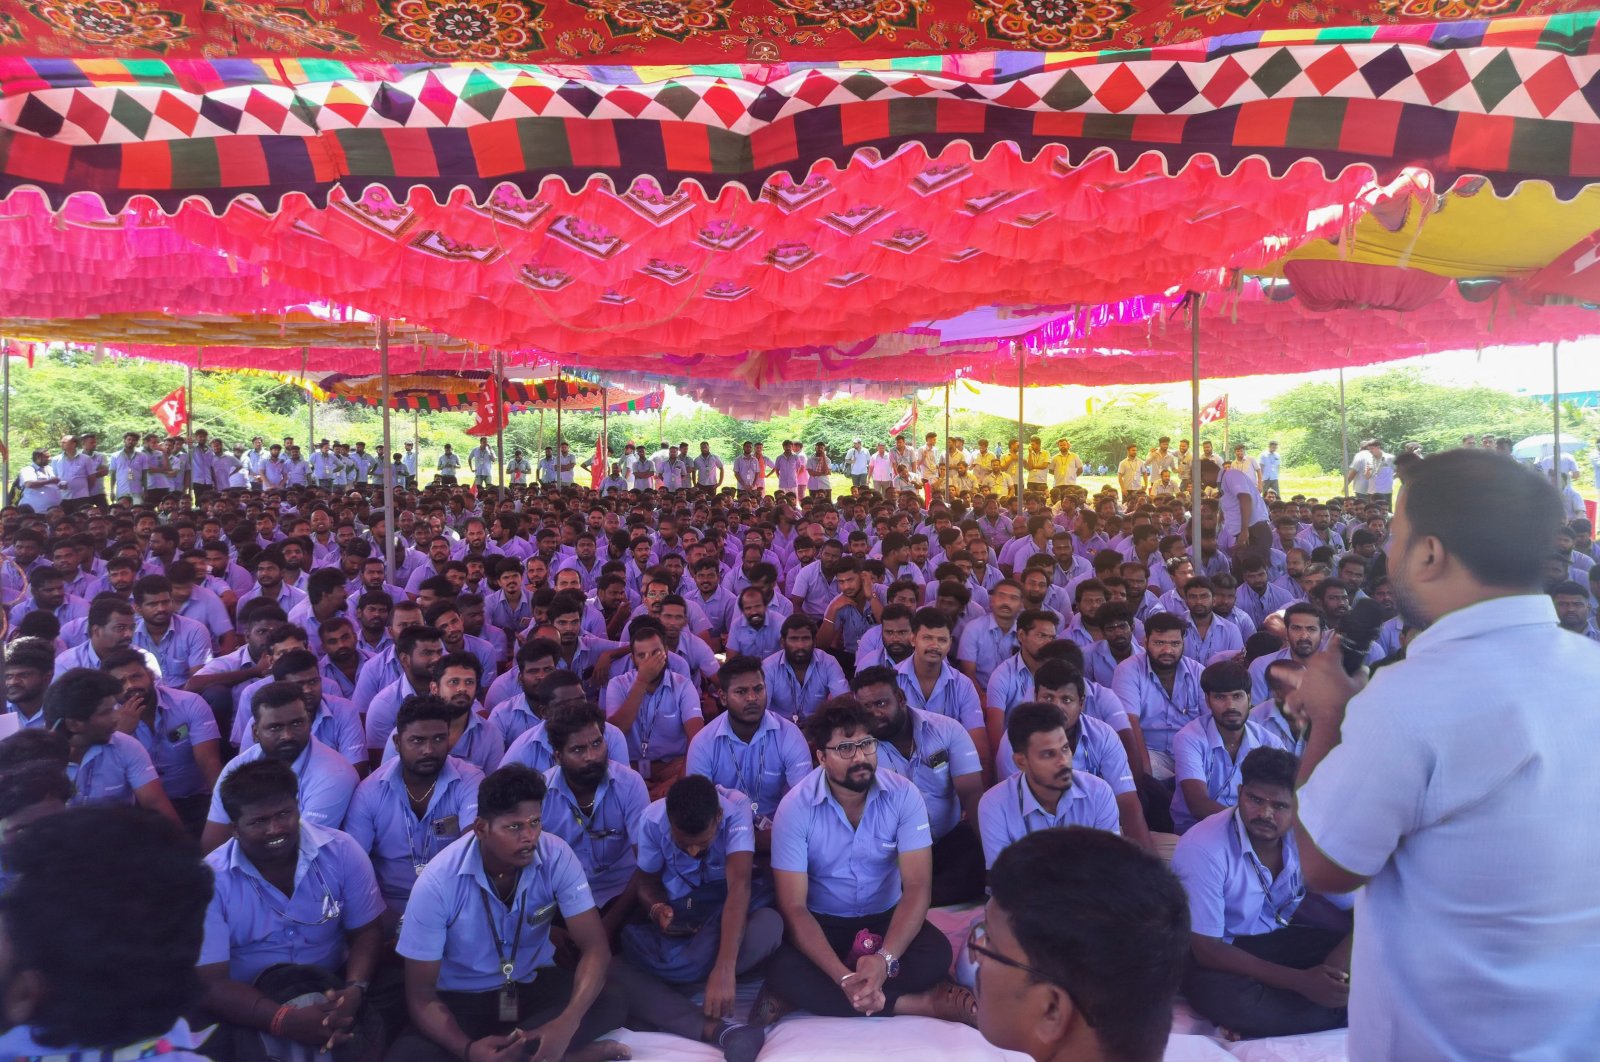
[
  {"left": 344, "top": 695, "right": 484, "bottom": 932},
  {"left": 1170, "top": 661, "right": 1287, "bottom": 835}
]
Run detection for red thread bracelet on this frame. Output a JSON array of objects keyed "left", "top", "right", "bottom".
[{"left": 270, "top": 1004, "right": 293, "bottom": 1037}]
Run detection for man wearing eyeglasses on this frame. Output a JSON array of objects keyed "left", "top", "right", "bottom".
[
  {"left": 972, "top": 828, "right": 1190, "bottom": 1061},
  {"left": 538, "top": 700, "right": 651, "bottom": 942},
  {"left": 196, "top": 759, "right": 386, "bottom": 1059},
  {"left": 1171, "top": 748, "right": 1352, "bottom": 1039},
  {"left": 761, "top": 696, "right": 976, "bottom": 1025}
]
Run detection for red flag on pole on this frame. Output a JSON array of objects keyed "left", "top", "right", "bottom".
[
  {"left": 464, "top": 378, "right": 506, "bottom": 437},
  {"left": 888, "top": 404, "right": 918, "bottom": 436},
  {"left": 592, "top": 430, "right": 606, "bottom": 489},
  {"left": 151, "top": 387, "right": 188, "bottom": 437},
  {"left": 1199, "top": 395, "right": 1229, "bottom": 425}
]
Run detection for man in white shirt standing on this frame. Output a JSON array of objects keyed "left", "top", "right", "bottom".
[
  {"left": 1116, "top": 445, "right": 1146, "bottom": 501},
  {"left": 868, "top": 443, "right": 894, "bottom": 495},
  {"left": 845, "top": 439, "right": 871, "bottom": 491},
  {"left": 1293, "top": 450, "right": 1600, "bottom": 1061},
  {"left": 1344, "top": 439, "right": 1388, "bottom": 503},
  {"left": 1259, "top": 441, "right": 1281, "bottom": 496},
  {"left": 693, "top": 442, "right": 724, "bottom": 491},
  {"left": 52, "top": 435, "right": 96, "bottom": 513}
]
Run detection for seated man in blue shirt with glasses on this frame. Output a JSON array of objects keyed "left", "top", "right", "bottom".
[
  {"left": 762, "top": 696, "right": 976, "bottom": 1026},
  {"left": 1171, "top": 747, "right": 1352, "bottom": 1039},
  {"left": 391, "top": 764, "right": 628, "bottom": 1062},
  {"left": 196, "top": 759, "right": 387, "bottom": 1059}
]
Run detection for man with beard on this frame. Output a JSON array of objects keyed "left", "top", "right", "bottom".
[
  {"left": 956, "top": 579, "right": 1023, "bottom": 697},
  {"left": 55, "top": 595, "right": 161, "bottom": 676},
  {"left": 317, "top": 615, "right": 367, "bottom": 699},
  {"left": 1180, "top": 577, "right": 1244, "bottom": 665},
  {"left": 488, "top": 637, "right": 563, "bottom": 747},
  {"left": 685, "top": 557, "right": 738, "bottom": 650},
  {"left": 817, "top": 558, "right": 879, "bottom": 671},
  {"left": 364, "top": 625, "right": 447, "bottom": 759},
  {"left": 1294, "top": 451, "right": 1600, "bottom": 1059},
  {"left": 854, "top": 598, "right": 918, "bottom": 671},
  {"left": 1173, "top": 748, "right": 1351, "bottom": 1039},
  {"left": 982, "top": 608, "right": 1059, "bottom": 740},
  {"left": 186, "top": 600, "right": 286, "bottom": 730},
  {"left": 1550, "top": 580, "right": 1599, "bottom": 640},
  {"left": 4, "top": 636, "right": 53, "bottom": 729},
  {"left": 0, "top": 806, "right": 214, "bottom": 1061},
  {"left": 896, "top": 609, "right": 991, "bottom": 775},
  {"left": 197, "top": 760, "right": 386, "bottom": 1058},
  {"left": 100, "top": 647, "right": 221, "bottom": 836},
  {"left": 236, "top": 549, "right": 308, "bottom": 614},
  {"left": 500, "top": 672, "right": 631, "bottom": 775},
  {"left": 1110, "top": 612, "right": 1204, "bottom": 797},
  {"left": 539, "top": 700, "right": 651, "bottom": 940},
  {"left": 977, "top": 700, "right": 1120, "bottom": 867},
  {"left": 727, "top": 585, "right": 784, "bottom": 659},
  {"left": 45, "top": 667, "right": 181, "bottom": 825},
  {"left": 1248, "top": 603, "right": 1326, "bottom": 703},
  {"left": 424, "top": 600, "right": 498, "bottom": 687},
  {"left": 853, "top": 666, "right": 985, "bottom": 906},
  {"left": 1170, "top": 661, "right": 1287, "bottom": 835},
  {"left": 261, "top": 647, "right": 367, "bottom": 770},
  {"left": 606, "top": 621, "right": 705, "bottom": 799},
  {"left": 1236, "top": 555, "right": 1297, "bottom": 629},
  {"left": 1251, "top": 660, "right": 1307, "bottom": 756},
  {"left": 686, "top": 654, "right": 813, "bottom": 849},
  {"left": 345, "top": 695, "right": 484, "bottom": 931},
  {"left": 544, "top": 596, "right": 629, "bottom": 691},
  {"left": 1083, "top": 603, "right": 1139, "bottom": 688},
  {"left": 130, "top": 574, "right": 214, "bottom": 687},
  {"left": 392, "top": 763, "right": 628, "bottom": 1062},
  {"left": 764, "top": 696, "right": 975, "bottom": 1024},
  {"left": 168, "top": 560, "right": 235, "bottom": 653},
  {"left": 760, "top": 615, "right": 849, "bottom": 725},
  {"left": 201, "top": 682, "right": 359, "bottom": 853},
  {"left": 791, "top": 538, "right": 848, "bottom": 620},
  {"left": 9, "top": 565, "right": 86, "bottom": 629},
  {"left": 378, "top": 653, "right": 503, "bottom": 774}
]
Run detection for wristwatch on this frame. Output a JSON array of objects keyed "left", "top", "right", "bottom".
[{"left": 880, "top": 952, "right": 901, "bottom": 979}]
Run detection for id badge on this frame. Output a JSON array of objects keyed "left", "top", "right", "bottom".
[
  {"left": 639, "top": 756, "right": 652, "bottom": 781},
  {"left": 497, "top": 984, "right": 519, "bottom": 1023}
]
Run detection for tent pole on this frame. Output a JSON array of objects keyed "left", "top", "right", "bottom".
[
  {"left": 600, "top": 387, "right": 609, "bottom": 489},
  {"left": 379, "top": 318, "right": 395, "bottom": 589},
  {"left": 302, "top": 347, "right": 315, "bottom": 445},
  {"left": 2, "top": 337, "right": 10, "bottom": 509},
  {"left": 495, "top": 352, "right": 506, "bottom": 494},
  {"left": 1552, "top": 340, "right": 1562, "bottom": 484},
  {"left": 1189, "top": 294, "right": 1203, "bottom": 561},
  {"left": 943, "top": 382, "right": 952, "bottom": 499},
  {"left": 556, "top": 366, "right": 564, "bottom": 450},
  {"left": 1015, "top": 342, "right": 1025, "bottom": 501},
  {"left": 1338, "top": 368, "right": 1349, "bottom": 500}
]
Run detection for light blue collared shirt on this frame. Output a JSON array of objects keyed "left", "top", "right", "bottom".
[
  {"left": 636, "top": 784, "right": 755, "bottom": 901},
  {"left": 397, "top": 831, "right": 594, "bottom": 992},
  {"left": 235, "top": 693, "right": 367, "bottom": 768},
  {"left": 68, "top": 731, "right": 159, "bottom": 807},
  {"left": 380, "top": 709, "right": 505, "bottom": 775},
  {"left": 601, "top": 669, "right": 703, "bottom": 762},
  {"left": 874, "top": 709, "right": 981, "bottom": 840},
  {"left": 206, "top": 737, "right": 359, "bottom": 828},
  {"left": 344, "top": 756, "right": 484, "bottom": 913},
  {"left": 726, "top": 612, "right": 783, "bottom": 659},
  {"left": 499, "top": 718, "right": 631, "bottom": 774},
  {"left": 956, "top": 615, "right": 1019, "bottom": 691},
  {"left": 1171, "top": 807, "right": 1312, "bottom": 943},
  {"left": 977, "top": 771, "right": 1120, "bottom": 868},
  {"left": 1249, "top": 699, "right": 1306, "bottom": 756},
  {"left": 685, "top": 709, "right": 814, "bottom": 822},
  {"left": 1170, "top": 716, "right": 1287, "bottom": 834},
  {"left": 1182, "top": 615, "right": 1244, "bottom": 663},
  {"left": 129, "top": 686, "right": 222, "bottom": 799},
  {"left": 541, "top": 763, "right": 651, "bottom": 906},
  {"left": 1109, "top": 654, "right": 1205, "bottom": 756},
  {"left": 761, "top": 650, "right": 849, "bottom": 724},
  {"left": 199, "top": 822, "right": 386, "bottom": 982},
  {"left": 771, "top": 765, "right": 930, "bottom": 919},
  {"left": 895, "top": 657, "right": 984, "bottom": 732},
  {"left": 996, "top": 713, "right": 1134, "bottom": 798}
]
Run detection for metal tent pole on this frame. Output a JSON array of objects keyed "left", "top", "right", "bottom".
[
  {"left": 600, "top": 387, "right": 609, "bottom": 489},
  {"left": 1189, "top": 294, "right": 1203, "bottom": 560},
  {"left": 1015, "top": 342, "right": 1025, "bottom": 500},
  {"left": 2, "top": 338, "right": 10, "bottom": 509},
  {"left": 1552, "top": 340, "right": 1562, "bottom": 484},
  {"left": 379, "top": 318, "right": 395, "bottom": 588},
  {"left": 943, "top": 382, "right": 952, "bottom": 498},
  {"left": 555, "top": 367, "right": 564, "bottom": 449},
  {"left": 303, "top": 347, "right": 315, "bottom": 445},
  {"left": 1338, "top": 368, "right": 1350, "bottom": 500},
  {"left": 495, "top": 352, "right": 506, "bottom": 493}
]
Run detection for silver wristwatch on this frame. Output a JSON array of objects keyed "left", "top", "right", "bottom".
[{"left": 880, "top": 952, "right": 901, "bottom": 979}]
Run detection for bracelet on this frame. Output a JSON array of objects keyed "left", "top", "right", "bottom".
[
  {"left": 269, "top": 1003, "right": 293, "bottom": 1037},
  {"left": 650, "top": 902, "right": 671, "bottom": 921},
  {"left": 463, "top": 1040, "right": 477, "bottom": 1062}
]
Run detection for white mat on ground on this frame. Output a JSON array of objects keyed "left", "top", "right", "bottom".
[{"left": 607, "top": 1019, "right": 1347, "bottom": 1060}]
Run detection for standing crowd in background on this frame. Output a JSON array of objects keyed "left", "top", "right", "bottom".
[{"left": 2, "top": 414, "right": 1598, "bottom": 1062}]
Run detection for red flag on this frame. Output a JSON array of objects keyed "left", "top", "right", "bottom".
[
  {"left": 592, "top": 429, "right": 606, "bottom": 489},
  {"left": 151, "top": 386, "right": 188, "bottom": 437},
  {"left": 464, "top": 378, "right": 506, "bottom": 437},
  {"left": 1199, "top": 395, "right": 1229, "bottom": 425},
  {"left": 888, "top": 404, "right": 918, "bottom": 436}
]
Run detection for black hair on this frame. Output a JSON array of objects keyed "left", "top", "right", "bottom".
[
  {"left": 543, "top": 699, "right": 607, "bottom": 753},
  {"left": 0, "top": 806, "right": 212, "bottom": 1048},
  {"left": 218, "top": 758, "right": 299, "bottom": 822},
  {"left": 87, "top": 595, "right": 134, "bottom": 630},
  {"left": 517, "top": 636, "right": 563, "bottom": 667},
  {"left": 1033, "top": 659, "right": 1085, "bottom": 697},
  {"left": 395, "top": 693, "right": 459, "bottom": 734},
  {"left": 1199, "top": 659, "right": 1251, "bottom": 695},
  {"left": 1239, "top": 746, "right": 1299, "bottom": 792},
  {"left": 250, "top": 679, "right": 306, "bottom": 717},
  {"left": 97, "top": 646, "right": 151, "bottom": 674},
  {"left": 237, "top": 599, "right": 288, "bottom": 628},
  {"left": 802, "top": 694, "right": 870, "bottom": 751},
  {"left": 431, "top": 650, "right": 483, "bottom": 687},
  {"left": 849, "top": 664, "right": 902, "bottom": 696},
  {"left": 1005, "top": 700, "right": 1071, "bottom": 754},
  {"left": 779, "top": 613, "right": 818, "bottom": 638},
  {"left": 1144, "top": 611, "right": 1186, "bottom": 637},
  {"left": 1403, "top": 451, "right": 1562, "bottom": 588},
  {"left": 989, "top": 829, "right": 1190, "bottom": 1062},
  {"left": 43, "top": 668, "right": 121, "bottom": 728},
  {"left": 0, "top": 759, "right": 72, "bottom": 820},
  {"left": 306, "top": 567, "right": 346, "bottom": 605},
  {"left": 719, "top": 653, "right": 763, "bottom": 684},
  {"left": 397, "top": 624, "right": 445, "bottom": 658},
  {"left": 270, "top": 648, "right": 320, "bottom": 680},
  {"left": 4, "top": 635, "right": 57, "bottom": 675},
  {"left": 664, "top": 773, "right": 721, "bottom": 835}
]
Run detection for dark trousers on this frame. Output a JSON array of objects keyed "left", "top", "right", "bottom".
[
  {"left": 172, "top": 793, "right": 212, "bottom": 838},
  {"left": 1137, "top": 773, "right": 1176, "bottom": 834},
  {"left": 930, "top": 822, "right": 986, "bottom": 907},
  {"left": 386, "top": 967, "right": 626, "bottom": 1062},
  {"left": 1182, "top": 926, "right": 1347, "bottom": 1039},
  {"left": 764, "top": 910, "right": 952, "bottom": 1018}
]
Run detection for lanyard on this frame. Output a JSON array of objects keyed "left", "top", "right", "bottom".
[
  {"left": 477, "top": 880, "right": 527, "bottom": 985},
  {"left": 568, "top": 785, "right": 626, "bottom": 872},
  {"left": 723, "top": 734, "right": 769, "bottom": 815},
  {"left": 1234, "top": 811, "right": 1303, "bottom": 927},
  {"left": 245, "top": 859, "right": 342, "bottom": 926}
]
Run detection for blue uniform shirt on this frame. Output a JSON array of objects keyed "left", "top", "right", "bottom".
[
  {"left": 487, "top": 693, "right": 542, "bottom": 749},
  {"left": 636, "top": 785, "right": 755, "bottom": 901},
  {"left": 995, "top": 713, "right": 1135, "bottom": 799},
  {"left": 602, "top": 669, "right": 703, "bottom": 762},
  {"left": 761, "top": 650, "right": 849, "bottom": 724},
  {"left": 895, "top": 657, "right": 984, "bottom": 732},
  {"left": 1171, "top": 807, "right": 1318, "bottom": 942},
  {"left": 130, "top": 686, "right": 222, "bottom": 799},
  {"left": 235, "top": 694, "right": 367, "bottom": 768},
  {"left": 1170, "top": 716, "right": 1287, "bottom": 834},
  {"left": 1109, "top": 653, "right": 1206, "bottom": 757},
  {"left": 771, "top": 765, "right": 931, "bottom": 919},
  {"left": 199, "top": 823, "right": 386, "bottom": 982},
  {"left": 873, "top": 709, "right": 981, "bottom": 840},
  {"left": 685, "top": 709, "right": 814, "bottom": 822},
  {"left": 976, "top": 771, "right": 1120, "bottom": 869},
  {"left": 541, "top": 763, "right": 651, "bottom": 906},
  {"left": 397, "top": 831, "right": 595, "bottom": 992},
  {"left": 206, "top": 738, "right": 359, "bottom": 828},
  {"left": 68, "top": 731, "right": 160, "bottom": 807},
  {"left": 956, "top": 615, "right": 1019, "bottom": 692},
  {"left": 499, "top": 719, "right": 631, "bottom": 774},
  {"left": 344, "top": 756, "right": 484, "bottom": 914},
  {"left": 379, "top": 710, "right": 505, "bottom": 776}
]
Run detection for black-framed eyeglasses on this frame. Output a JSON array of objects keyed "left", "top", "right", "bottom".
[
  {"left": 967, "top": 919, "right": 1096, "bottom": 1027},
  {"left": 824, "top": 738, "right": 878, "bottom": 758}
]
